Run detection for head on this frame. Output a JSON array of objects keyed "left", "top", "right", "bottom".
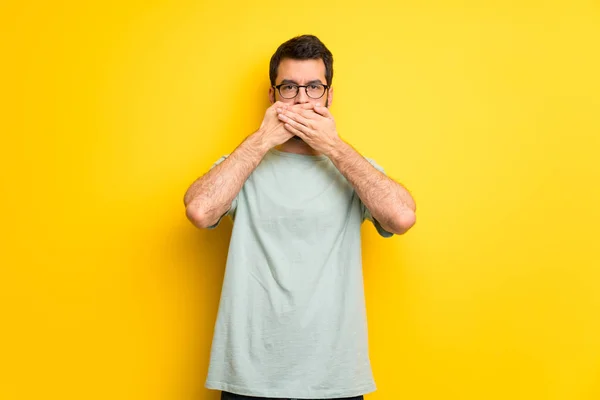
[{"left": 268, "top": 35, "right": 334, "bottom": 108}]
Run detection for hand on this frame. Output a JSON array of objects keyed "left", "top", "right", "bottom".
[
  {"left": 256, "top": 102, "right": 315, "bottom": 150},
  {"left": 276, "top": 103, "right": 341, "bottom": 156}
]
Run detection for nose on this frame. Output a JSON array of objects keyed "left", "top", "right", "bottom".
[{"left": 294, "top": 87, "right": 310, "bottom": 104}]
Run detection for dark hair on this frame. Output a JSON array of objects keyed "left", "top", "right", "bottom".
[{"left": 269, "top": 35, "right": 334, "bottom": 86}]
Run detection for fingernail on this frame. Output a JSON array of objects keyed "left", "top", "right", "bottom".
[{"left": 316, "top": 103, "right": 321, "bottom": 107}]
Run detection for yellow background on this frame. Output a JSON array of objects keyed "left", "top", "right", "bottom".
[{"left": 2, "top": 1, "right": 599, "bottom": 399}]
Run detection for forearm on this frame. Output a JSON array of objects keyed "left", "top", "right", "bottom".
[
  {"left": 184, "top": 131, "right": 269, "bottom": 228},
  {"left": 327, "top": 138, "right": 416, "bottom": 234}
]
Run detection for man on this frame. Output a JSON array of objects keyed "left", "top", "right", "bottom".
[{"left": 183, "top": 35, "right": 416, "bottom": 400}]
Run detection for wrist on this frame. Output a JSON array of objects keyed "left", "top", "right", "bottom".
[
  {"left": 324, "top": 136, "right": 348, "bottom": 160},
  {"left": 248, "top": 129, "right": 272, "bottom": 155}
]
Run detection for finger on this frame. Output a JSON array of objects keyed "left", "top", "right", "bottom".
[
  {"left": 290, "top": 102, "right": 315, "bottom": 110},
  {"left": 273, "top": 101, "right": 291, "bottom": 111},
  {"left": 297, "top": 108, "right": 320, "bottom": 119},
  {"left": 283, "top": 121, "right": 305, "bottom": 138},
  {"left": 278, "top": 112, "right": 312, "bottom": 134},
  {"left": 279, "top": 110, "right": 312, "bottom": 128},
  {"left": 313, "top": 103, "right": 332, "bottom": 118}
]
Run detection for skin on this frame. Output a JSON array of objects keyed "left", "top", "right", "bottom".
[
  {"left": 184, "top": 58, "right": 416, "bottom": 234},
  {"left": 268, "top": 58, "right": 333, "bottom": 156}
]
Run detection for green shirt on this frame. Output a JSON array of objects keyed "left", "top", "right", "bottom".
[{"left": 204, "top": 148, "right": 392, "bottom": 398}]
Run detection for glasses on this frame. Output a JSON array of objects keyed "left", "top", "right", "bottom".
[{"left": 273, "top": 83, "right": 329, "bottom": 99}]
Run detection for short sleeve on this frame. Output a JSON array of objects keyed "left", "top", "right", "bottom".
[
  {"left": 361, "top": 158, "right": 394, "bottom": 238},
  {"left": 206, "top": 155, "right": 239, "bottom": 229}
]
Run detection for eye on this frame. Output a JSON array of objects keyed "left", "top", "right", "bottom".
[
  {"left": 282, "top": 85, "right": 297, "bottom": 91},
  {"left": 309, "top": 84, "right": 320, "bottom": 90}
]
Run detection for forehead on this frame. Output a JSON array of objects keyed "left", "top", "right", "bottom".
[{"left": 275, "top": 58, "right": 326, "bottom": 84}]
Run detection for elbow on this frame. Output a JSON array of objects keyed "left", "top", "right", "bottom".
[
  {"left": 391, "top": 209, "right": 416, "bottom": 235},
  {"left": 183, "top": 193, "right": 192, "bottom": 208},
  {"left": 185, "top": 203, "right": 213, "bottom": 229}
]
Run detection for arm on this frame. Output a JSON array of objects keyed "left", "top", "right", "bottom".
[
  {"left": 327, "top": 139, "right": 416, "bottom": 235},
  {"left": 183, "top": 133, "right": 269, "bottom": 229},
  {"left": 184, "top": 101, "right": 307, "bottom": 229},
  {"left": 277, "top": 103, "right": 416, "bottom": 235}
]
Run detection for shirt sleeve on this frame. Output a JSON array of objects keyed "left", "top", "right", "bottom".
[
  {"left": 360, "top": 157, "right": 395, "bottom": 238},
  {"left": 206, "top": 155, "right": 239, "bottom": 230}
]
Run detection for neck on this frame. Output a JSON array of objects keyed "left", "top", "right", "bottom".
[{"left": 275, "top": 137, "right": 321, "bottom": 156}]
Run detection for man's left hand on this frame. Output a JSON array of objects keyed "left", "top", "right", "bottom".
[{"left": 276, "top": 103, "right": 341, "bottom": 156}]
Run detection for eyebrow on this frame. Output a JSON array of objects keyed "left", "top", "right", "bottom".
[{"left": 279, "top": 79, "right": 325, "bottom": 85}]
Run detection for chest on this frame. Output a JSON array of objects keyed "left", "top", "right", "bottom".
[{"left": 240, "top": 160, "right": 360, "bottom": 239}]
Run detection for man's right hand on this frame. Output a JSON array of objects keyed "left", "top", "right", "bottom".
[
  {"left": 184, "top": 102, "right": 314, "bottom": 229},
  {"left": 255, "top": 101, "right": 314, "bottom": 150}
]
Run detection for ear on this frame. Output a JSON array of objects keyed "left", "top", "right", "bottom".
[
  {"left": 269, "top": 86, "right": 276, "bottom": 104},
  {"left": 326, "top": 86, "right": 334, "bottom": 108}
]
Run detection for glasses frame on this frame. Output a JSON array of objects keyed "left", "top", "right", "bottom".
[{"left": 273, "top": 83, "right": 330, "bottom": 99}]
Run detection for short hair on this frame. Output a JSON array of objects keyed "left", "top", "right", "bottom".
[{"left": 269, "top": 35, "right": 334, "bottom": 86}]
